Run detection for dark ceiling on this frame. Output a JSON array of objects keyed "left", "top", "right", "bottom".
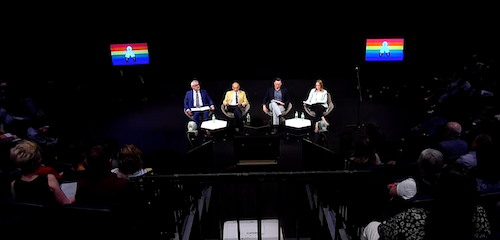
[{"left": 3, "top": 6, "right": 496, "bottom": 82}]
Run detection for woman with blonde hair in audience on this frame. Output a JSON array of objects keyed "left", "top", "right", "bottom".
[
  {"left": 10, "top": 140, "right": 74, "bottom": 206},
  {"left": 112, "top": 144, "right": 153, "bottom": 179}
]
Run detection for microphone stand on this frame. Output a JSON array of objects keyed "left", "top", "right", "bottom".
[{"left": 346, "top": 65, "right": 364, "bottom": 132}]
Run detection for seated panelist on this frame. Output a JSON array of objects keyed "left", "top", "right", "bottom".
[
  {"left": 184, "top": 80, "right": 215, "bottom": 128},
  {"left": 223, "top": 81, "right": 248, "bottom": 132}
]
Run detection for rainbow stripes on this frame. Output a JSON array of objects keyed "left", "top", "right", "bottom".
[
  {"left": 110, "top": 43, "right": 150, "bottom": 66},
  {"left": 365, "top": 38, "right": 404, "bottom": 61}
]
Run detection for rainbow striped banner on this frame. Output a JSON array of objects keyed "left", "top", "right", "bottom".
[
  {"left": 110, "top": 43, "right": 150, "bottom": 66},
  {"left": 365, "top": 38, "right": 404, "bottom": 61}
]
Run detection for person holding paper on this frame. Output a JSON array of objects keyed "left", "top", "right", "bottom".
[
  {"left": 223, "top": 82, "right": 249, "bottom": 133},
  {"left": 184, "top": 79, "right": 215, "bottom": 128},
  {"left": 304, "top": 79, "right": 329, "bottom": 132},
  {"left": 263, "top": 78, "right": 290, "bottom": 134}
]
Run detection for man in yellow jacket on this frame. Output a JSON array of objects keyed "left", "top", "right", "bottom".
[{"left": 223, "top": 82, "right": 249, "bottom": 132}]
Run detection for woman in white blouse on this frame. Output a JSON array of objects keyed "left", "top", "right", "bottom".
[{"left": 304, "top": 79, "right": 330, "bottom": 132}]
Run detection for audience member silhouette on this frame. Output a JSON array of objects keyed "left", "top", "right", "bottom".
[
  {"left": 363, "top": 163, "right": 491, "bottom": 240},
  {"left": 432, "top": 122, "right": 468, "bottom": 162},
  {"left": 75, "top": 145, "right": 131, "bottom": 209},
  {"left": 351, "top": 135, "right": 382, "bottom": 167},
  {"left": 112, "top": 144, "right": 153, "bottom": 180},
  {"left": 60, "top": 140, "right": 88, "bottom": 182},
  {"left": 10, "top": 140, "right": 74, "bottom": 206}
]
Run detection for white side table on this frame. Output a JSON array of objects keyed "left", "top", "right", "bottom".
[
  {"left": 200, "top": 119, "right": 228, "bottom": 142},
  {"left": 285, "top": 118, "right": 312, "bottom": 129},
  {"left": 285, "top": 118, "right": 312, "bottom": 141},
  {"left": 200, "top": 119, "right": 228, "bottom": 131}
]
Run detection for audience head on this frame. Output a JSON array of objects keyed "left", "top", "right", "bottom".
[
  {"left": 65, "top": 140, "right": 87, "bottom": 169},
  {"left": 315, "top": 79, "right": 323, "bottom": 91},
  {"left": 117, "top": 144, "right": 144, "bottom": 175},
  {"left": 232, "top": 82, "right": 240, "bottom": 92},
  {"left": 190, "top": 79, "right": 200, "bottom": 91},
  {"left": 471, "top": 133, "right": 492, "bottom": 151},
  {"left": 425, "top": 163, "right": 477, "bottom": 240},
  {"left": 435, "top": 163, "right": 477, "bottom": 202},
  {"left": 274, "top": 78, "right": 282, "bottom": 90},
  {"left": 87, "top": 145, "right": 113, "bottom": 175},
  {"left": 353, "top": 135, "right": 377, "bottom": 165},
  {"left": 444, "top": 122, "right": 462, "bottom": 138},
  {"left": 417, "top": 148, "right": 444, "bottom": 179},
  {"left": 475, "top": 133, "right": 498, "bottom": 182},
  {"left": 100, "top": 137, "right": 119, "bottom": 161},
  {"left": 10, "top": 140, "right": 42, "bottom": 175},
  {"left": 481, "top": 105, "right": 495, "bottom": 118},
  {"left": 0, "top": 82, "right": 8, "bottom": 93}
]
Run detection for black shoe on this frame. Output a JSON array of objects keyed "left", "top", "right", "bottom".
[{"left": 279, "top": 116, "right": 286, "bottom": 124}]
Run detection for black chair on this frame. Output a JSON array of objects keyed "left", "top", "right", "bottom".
[
  {"left": 303, "top": 92, "right": 335, "bottom": 118},
  {"left": 366, "top": 164, "right": 397, "bottom": 181},
  {"left": 407, "top": 195, "right": 434, "bottom": 211},
  {"left": 0, "top": 198, "right": 54, "bottom": 238}
]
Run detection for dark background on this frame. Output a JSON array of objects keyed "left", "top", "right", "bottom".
[
  {"left": 1, "top": 6, "right": 497, "bottom": 157},
  {"left": 3, "top": 6, "right": 497, "bottom": 88}
]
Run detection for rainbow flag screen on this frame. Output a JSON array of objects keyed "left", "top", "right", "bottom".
[
  {"left": 110, "top": 43, "right": 150, "bottom": 66},
  {"left": 365, "top": 38, "right": 404, "bottom": 61}
]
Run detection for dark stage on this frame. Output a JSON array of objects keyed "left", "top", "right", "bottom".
[{"left": 51, "top": 73, "right": 429, "bottom": 174}]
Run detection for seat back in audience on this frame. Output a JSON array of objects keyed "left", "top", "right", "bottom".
[
  {"left": 0, "top": 198, "right": 54, "bottom": 238},
  {"left": 366, "top": 164, "right": 396, "bottom": 180}
]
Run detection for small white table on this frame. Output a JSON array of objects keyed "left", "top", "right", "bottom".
[
  {"left": 285, "top": 118, "right": 312, "bottom": 140},
  {"left": 285, "top": 118, "right": 312, "bottom": 129},
  {"left": 200, "top": 119, "right": 229, "bottom": 143},
  {"left": 200, "top": 119, "right": 228, "bottom": 131}
]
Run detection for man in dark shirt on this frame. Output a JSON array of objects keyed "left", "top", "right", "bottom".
[
  {"left": 75, "top": 145, "right": 130, "bottom": 209},
  {"left": 263, "top": 78, "right": 290, "bottom": 134},
  {"left": 432, "top": 121, "right": 469, "bottom": 162}
]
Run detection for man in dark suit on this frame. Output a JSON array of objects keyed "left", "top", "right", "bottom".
[
  {"left": 263, "top": 78, "right": 290, "bottom": 134},
  {"left": 432, "top": 121, "right": 469, "bottom": 162},
  {"left": 184, "top": 80, "right": 215, "bottom": 128}
]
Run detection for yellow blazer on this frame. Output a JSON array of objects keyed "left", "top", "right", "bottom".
[{"left": 223, "top": 90, "right": 249, "bottom": 107}]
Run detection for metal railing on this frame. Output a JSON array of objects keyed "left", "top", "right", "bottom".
[{"left": 131, "top": 170, "right": 383, "bottom": 240}]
